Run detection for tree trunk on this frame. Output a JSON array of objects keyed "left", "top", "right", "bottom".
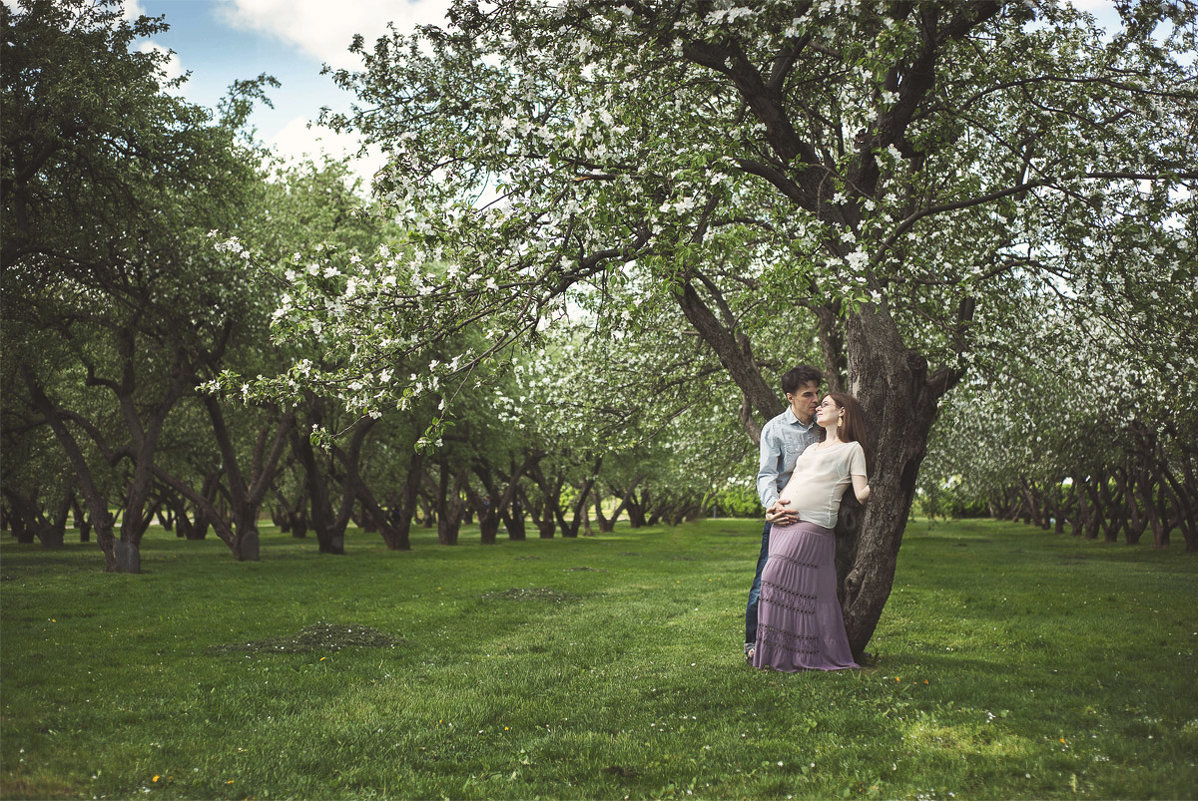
[
  {"left": 837, "top": 304, "right": 959, "bottom": 661},
  {"left": 1054, "top": 481, "right": 1072, "bottom": 534},
  {"left": 555, "top": 471, "right": 598, "bottom": 538},
  {"left": 41, "top": 490, "right": 71, "bottom": 548},
  {"left": 604, "top": 478, "right": 642, "bottom": 529},
  {"left": 593, "top": 488, "right": 620, "bottom": 532},
  {"left": 272, "top": 484, "right": 309, "bottom": 538},
  {"left": 1020, "top": 479, "right": 1043, "bottom": 528},
  {"left": 188, "top": 471, "right": 222, "bottom": 540},
  {"left": 504, "top": 497, "right": 527, "bottom": 540},
  {"left": 377, "top": 451, "right": 423, "bottom": 551},
  {"left": 473, "top": 454, "right": 535, "bottom": 545},
  {"left": 465, "top": 469, "right": 502, "bottom": 546},
  {"left": 675, "top": 281, "right": 779, "bottom": 438},
  {"left": 625, "top": 492, "right": 647, "bottom": 528},
  {"left": 1093, "top": 479, "right": 1123, "bottom": 543},
  {"left": 194, "top": 398, "right": 294, "bottom": 560},
  {"left": 291, "top": 424, "right": 345, "bottom": 555},
  {"left": 72, "top": 496, "right": 92, "bottom": 542},
  {"left": 9, "top": 506, "right": 34, "bottom": 543},
  {"left": 517, "top": 485, "right": 555, "bottom": 539},
  {"left": 109, "top": 357, "right": 187, "bottom": 572},
  {"left": 1073, "top": 478, "right": 1089, "bottom": 538},
  {"left": 1157, "top": 463, "right": 1195, "bottom": 551},
  {"left": 434, "top": 460, "right": 469, "bottom": 545},
  {"left": 1116, "top": 467, "right": 1148, "bottom": 545},
  {"left": 1, "top": 489, "right": 58, "bottom": 547},
  {"left": 22, "top": 368, "right": 118, "bottom": 569},
  {"left": 1081, "top": 482, "right": 1101, "bottom": 540}
]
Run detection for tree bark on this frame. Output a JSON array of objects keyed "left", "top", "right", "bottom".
[
  {"left": 472, "top": 452, "right": 536, "bottom": 545},
  {"left": 379, "top": 450, "right": 424, "bottom": 551},
  {"left": 593, "top": 487, "right": 628, "bottom": 532},
  {"left": 838, "top": 304, "right": 959, "bottom": 661},
  {"left": 72, "top": 496, "right": 92, "bottom": 542},
  {"left": 674, "top": 281, "right": 779, "bottom": 433},
  {"left": 197, "top": 397, "right": 294, "bottom": 560},
  {"left": 21, "top": 367, "right": 117, "bottom": 569},
  {"left": 554, "top": 457, "right": 600, "bottom": 538},
  {"left": 290, "top": 413, "right": 358, "bottom": 555},
  {"left": 505, "top": 497, "right": 527, "bottom": 540},
  {"left": 432, "top": 457, "right": 469, "bottom": 545}
]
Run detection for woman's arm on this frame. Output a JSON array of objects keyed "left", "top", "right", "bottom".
[{"left": 852, "top": 474, "right": 870, "bottom": 504}]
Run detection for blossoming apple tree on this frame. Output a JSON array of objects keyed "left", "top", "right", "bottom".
[{"left": 248, "top": 0, "right": 1196, "bottom": 656}]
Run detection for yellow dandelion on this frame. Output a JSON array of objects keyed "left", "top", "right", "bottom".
[
  {"left": 320, "top": 657, "right": 326, "bottom": 661},
  {"left": 895, "top": 677, "right": 901, "bottom": 682},
  {"left": 152, "top": 775, "right": 160, "bottom": 783},
  {"left": 1059, "top": 737, "right": 1066, "bottom": 744}
]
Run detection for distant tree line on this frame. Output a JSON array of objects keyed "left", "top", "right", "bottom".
[{"left": 1, "top": 0, "right": 742, "bottom": 572}]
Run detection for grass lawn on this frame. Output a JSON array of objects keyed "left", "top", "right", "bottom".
[{"left": 2, "top": 517, "right": 1195, "bottom": 800}]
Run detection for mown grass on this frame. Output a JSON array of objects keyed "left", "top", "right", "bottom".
[{"left": 1, "top": 518, "right": 1195, "bottom": 800}]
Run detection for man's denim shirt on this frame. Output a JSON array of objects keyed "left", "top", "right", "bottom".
[{"left": 755, "top": 407, "right": 820, "bottom": 509}]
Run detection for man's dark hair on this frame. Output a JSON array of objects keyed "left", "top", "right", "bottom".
[{"left": 780, "top": 365, "right": 823, "bottom": 395}]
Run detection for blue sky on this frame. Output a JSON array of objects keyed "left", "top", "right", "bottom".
[
  {"left": 139, "top": 0, "right": 336, "bottom": 135},
  {"left": 129, "top": 0, "right": 452, "bottom": 177}
]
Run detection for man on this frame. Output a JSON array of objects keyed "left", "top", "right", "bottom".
[{"left": 745, "top": 364, "right": 823, "bottom": 662}]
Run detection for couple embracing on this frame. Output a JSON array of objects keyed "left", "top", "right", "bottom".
[{"left": 744, "top": 365, "right": 870, "bottom": 673}]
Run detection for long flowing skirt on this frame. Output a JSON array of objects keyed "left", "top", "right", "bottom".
[{"left": 751, "top": 521, "right": 859, "bottom": 672}]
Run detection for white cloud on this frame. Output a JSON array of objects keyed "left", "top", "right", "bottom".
[
  {"left": 121, "top": 0, "right": 147, "bottom": 22},
  {"left": 216, "top": 0, "right": 451, "bottom": 70},
  {"left": 1065, "top": 0, "right": 1122, "bottom": 29},
  {"left": 269, "top": 116, "right": 387, "bottom": 190},
  {"left": 139, "top": 41, "right": 186, "bottom": 96}
]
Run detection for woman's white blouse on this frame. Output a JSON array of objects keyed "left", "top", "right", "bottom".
[{"left": 777, "top": 440, "right": 867, "bottom": 530}]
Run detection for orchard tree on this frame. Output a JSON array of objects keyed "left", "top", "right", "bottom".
[
  {"left": 923, "top": 284, "right": 1198, "bottom": 549},
  {"left": 0, "top": 377, "right": 79, "bottom": 547},
  {"left": 158, "top": 158, "right": 397, "bottom": 560},
  {"left": 243, "top": 0, "right": 1198, "bottom": 656},
  {"left": 2, "top": 0, "right": 270, "bottom": 570},
  {"left": 521, "top": 319, "right": 762, "bottom": 525}
]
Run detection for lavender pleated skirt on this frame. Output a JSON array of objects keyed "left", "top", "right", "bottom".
[{"left": 752, "top": 521, "right": 859, "bottom": 672}]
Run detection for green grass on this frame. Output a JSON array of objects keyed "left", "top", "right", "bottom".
[{"left": 2, "top": 518, "right": 1195, "bottom": 800}]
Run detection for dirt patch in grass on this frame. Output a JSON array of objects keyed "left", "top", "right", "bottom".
[
  {"left": 482, "top": 587, "right": 577, "bottom": 603},
  {"left": 211, "top": 623, "right": 404, "bottom": 655},
  {"left": 1, "top": 776, "right": 81, "bottom": 799}
]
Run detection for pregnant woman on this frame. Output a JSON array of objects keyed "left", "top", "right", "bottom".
[{"left": 750, "top": 392, "right": 871, "bottom": 672}]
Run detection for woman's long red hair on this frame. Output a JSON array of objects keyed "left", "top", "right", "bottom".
[{"left": 825, "top": 392, "right": 871, "bottom": 472}]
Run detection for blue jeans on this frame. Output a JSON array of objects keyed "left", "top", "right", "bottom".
[{"left": 745, "top": 521, "right": 772, "bottom": 644}]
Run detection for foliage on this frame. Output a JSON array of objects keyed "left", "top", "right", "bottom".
[
  {"left": 88, "top": 0, "right": 1197, "bottom": 654},
  {"left": 2, "top": 0, "right": 289, "bottom": 568},
  {"left": 242, "top": 0, "right": 1197, "bottom": 422},
  {"left": 2, "top": 518, "right": 1196, "bottom": 799},
  {"left": 920, "top": 284, "right": 1198, "bottom": 538},
  {"left": 712, "top": 483, "right": 761, "bottom": 518}
]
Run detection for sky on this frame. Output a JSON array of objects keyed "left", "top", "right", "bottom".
[
  {"left": 119, "top": 0, "right": 1124, "bottom": 187},
  {"left": 127, "top": 0, "right": 456, "bottom": 182}
]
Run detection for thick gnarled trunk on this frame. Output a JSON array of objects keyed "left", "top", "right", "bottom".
[{"left": 839, "top": 304, "right": 958, "bottom": 660}]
